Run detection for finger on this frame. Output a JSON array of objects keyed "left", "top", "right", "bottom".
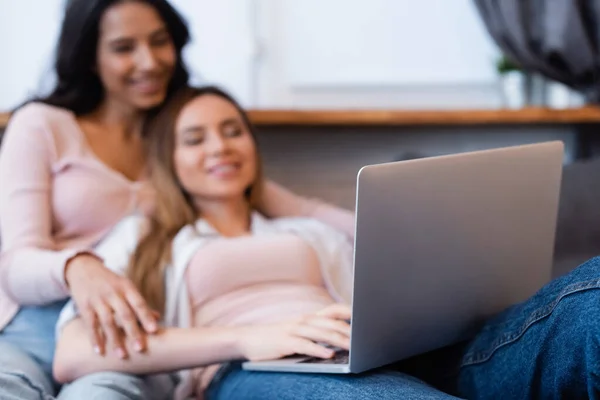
[
  {"left": 292, "top": 338, "right": 335, "bottom": 359},
  {"left": 109, "top": 294, "right": 146, "bottom": 353},
  {"left": 316, "top": 303, "right": 352, "bottom": 321},
  {"left": 293, "top": 324, "right": 351, "bottom": 351},
  {"left": 80, "top": 304, "right": 104, "bottom": 355},
  {"left": 95, "top": 301, "right": 128, "bottom": 359},
  {"left": 150, "top": 308, "right": 161, "bottom": 321},
  {"left": 305, "top": 316, "right": 351, "bottom": 337},
  {"left": 123, "top": 284, "right": 158, "bottom": 333}
]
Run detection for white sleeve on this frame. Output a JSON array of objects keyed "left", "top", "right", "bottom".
[
  {"left": 55, "top": 215, "right": 146, "bottom": 337},
  {"left": 163, "top": 224, "right": 212, "bottom": 329}
]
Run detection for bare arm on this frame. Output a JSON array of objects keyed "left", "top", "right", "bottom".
[
  {"left": 258, "top": 181, "right": 356, "bottom": 239},
  {"left": 53, "top": 319, "right": 242, "bottom": 383}
]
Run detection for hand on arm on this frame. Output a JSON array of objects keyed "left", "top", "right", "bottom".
[
  {"left": 64, "top": 253, "right": 159, "bottom": 358},
  {"left": 53, "top": 303, "right": 351, "bottom": 382}
]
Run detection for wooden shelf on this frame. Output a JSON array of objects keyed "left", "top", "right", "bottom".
[
  {"left": 3, "top": 106, "right": 600, "bottom": 129},
  {"left": 247, "top": 107, "right": 600, "bottom": 126}
]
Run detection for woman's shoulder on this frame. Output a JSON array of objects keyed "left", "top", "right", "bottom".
[
  {"left": 9, "top": 102, "right": 75, "bottom": 127},
  {"left": 4, "top": 102, "right": 83, "bottom": 159},
  {"left": 5, "top": 102, "right": 78, "bottom": 145}
]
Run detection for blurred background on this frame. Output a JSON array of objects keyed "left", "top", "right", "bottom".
[
  {"left": 0, "top": 0, "right": 586, "bottom": 111},
  {"left": 3, "top": 0, "right": 600, "bottom": 270}
]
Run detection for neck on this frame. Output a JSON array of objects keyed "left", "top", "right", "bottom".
[
  {"left": 88, "top": 98, "right": 145, "bottom": 139},
  {"left": 196, "top": 197, "right": 252, "bottom": 237}
]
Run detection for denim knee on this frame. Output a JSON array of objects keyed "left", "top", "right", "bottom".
[
  {"left": 458, "top": 262, "right": 600, "bottom": 399},
  {"left": 462, "top": 256, "right": 600, "bottom": 367},
  {"left": 0, "top": 340, "right": 55, "bottom": 400},
  {"left": 57, "top": 371, "right": 176, "bottom": 400}
]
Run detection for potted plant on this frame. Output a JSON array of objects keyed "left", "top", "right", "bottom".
[{"left": 496, "top": 55, "right": 525, "bottom": 109}]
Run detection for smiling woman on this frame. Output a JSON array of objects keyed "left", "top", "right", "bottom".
[
  {"left": 92, "top": 2, "right": 177, "bottom": 112},
  {"left": 173, "top": 95, "right": 261, "bottom": 207}
]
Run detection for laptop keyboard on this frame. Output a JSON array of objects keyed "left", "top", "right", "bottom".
[{"left": 299, "top": 350, "right": 349, "bottom": 365}]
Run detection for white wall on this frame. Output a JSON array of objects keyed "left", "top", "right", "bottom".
[
  {"left": 0, "top": 0, "right": 502, "bottom": 110},
  {"left": 255, "top": 0, "right": 502, "bottom": 108},
  {"left": 0, "top": 0, "right": 256, "bottom": 109},
  {"left": 283, "top": 0, "right": 497, "bottom": 86},
  {"left": 0, "top": 0, "right": 65, "bottom": 110},
  {"left": 171, "top": 0, "right": 258, "bottom": 106}
]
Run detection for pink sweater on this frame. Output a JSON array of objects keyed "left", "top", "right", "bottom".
[
  {"left": 0, "top": 103, "right": 152, "bottom": 330},
  {"left": 0, "top": 102, "right": 355, "bottom": 332}
]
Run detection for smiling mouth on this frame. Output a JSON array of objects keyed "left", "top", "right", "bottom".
[
  {"left": 207, "top": 163, "right": 241, "bottom": 177},
  {"left": 131, "top": 78, "right": 165, "bottom": 94}
]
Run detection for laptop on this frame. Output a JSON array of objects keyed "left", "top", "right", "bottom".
[{"left": 243, "top": 141, "right": 564, "bottom": 374}]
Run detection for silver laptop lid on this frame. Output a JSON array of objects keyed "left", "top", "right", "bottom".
[{"left": 349, "top": 141, "right": 563, "bottom": 373}]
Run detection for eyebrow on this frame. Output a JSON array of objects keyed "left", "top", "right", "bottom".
[
  {"left": 106, "top": 26, "right": 169, "bottom": 45},
  {"left": 180, "top": 126, "right": 205, "bottom": 135},
  {"left": 180, "top": 118, "right": 241, "bottom": 135},
  {"left": 220, "top": 118, "right": 241, "bottom": 128}
]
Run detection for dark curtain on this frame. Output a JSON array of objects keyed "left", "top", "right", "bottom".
[{"left": 474, "top": 0, "right": 600, "bottom": 102}]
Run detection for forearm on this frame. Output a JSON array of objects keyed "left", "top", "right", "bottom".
[
  {"left": 261, "top": 181, "right": 356, "bottom": 238},
  {"left": 0, "top": 247, "right": 80, "bottom": 305},
  {"left": 0, "top": 106, "right": 76, "bottom": 304},
  {"left": 308, "top": 202, "right": 356, "bottom": 239},
  {"left": 53, "top": 319, "right": 244, "bottom": 383}
]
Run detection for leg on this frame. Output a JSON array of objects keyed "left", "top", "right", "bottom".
[
  {"left": 0, "top": 340, "right": 55, "bottom": 400},
  {"left": 57, "top": 372, "right": 177, "bottom": 400},
  {"left": 459, "top": 256, "right": 600, "bottom": 399},
  {"left": 0, "top": 300, "right": 67, "bottom": 400},
  {"left": 206, "top": 363, "right": 461, "bottom": 400}
]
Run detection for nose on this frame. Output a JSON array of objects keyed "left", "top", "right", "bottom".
[
  {"left": 206, "top": 133, "right": 229, "bottom": 155},
  {"left": 135, "top": 44, "right": 159, "bottom": 71}
]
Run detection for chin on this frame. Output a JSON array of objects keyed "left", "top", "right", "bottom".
[
  {"left": 133, "top": 93, "right": 168, "bottom": 110},
  {"left": 216, "top": 188, "right": 249, "bottom": 200},
  {"left": 202, "top": 185, "right": 250, "bottom": 201}
]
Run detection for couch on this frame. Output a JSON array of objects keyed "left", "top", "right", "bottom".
[{"left": 553, "top": 156, "right": 600, "bottom": 277}]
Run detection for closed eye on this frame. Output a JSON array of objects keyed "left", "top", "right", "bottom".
[
  {"left": 111, "top": 41, "right": 135, "bottom": 54},
  {"left": 180, "top": 130, "right": 205, "bottom": 146},
  {"left": 223, "top": 127, "right": 243, "bottom": 138},
  {"left": 183, "top": 137, "right": 203, "bottom": 145},
  {"left": 150, "top": 31, "right": 172, "bottom": 48}
]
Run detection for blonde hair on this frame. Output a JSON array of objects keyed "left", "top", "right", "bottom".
[{"left": 128, "top": 86, "right": 263, "bottom": 313}]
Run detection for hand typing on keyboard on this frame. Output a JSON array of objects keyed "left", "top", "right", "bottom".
[
  {"left": 299, "top": 348, "right": 350, "bottom": 365},
  {"left": 236, "top": 303, "right": 351, "bottom": 362}
]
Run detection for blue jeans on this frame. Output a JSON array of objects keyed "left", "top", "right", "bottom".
[
  {"left": 0, "top": 300, "right": 176, "bottom": 400},
  {"left": 207, "top": 257, "right": 600, "bottom": 399},
  {"left": 206, "top": 362, "right": 460, "bottom": 400},
  {"left": 457, "top": 255, "right": 600, "bottom": 399},
  {"left": 0, "top": 300, "right": 66, "bottom": 399}
]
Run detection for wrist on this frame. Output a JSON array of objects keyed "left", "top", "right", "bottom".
[
  {"left": 64, "top": 252, "right": 100, "bottom": 286},
  {"left": 229, "top": 326, "right": 250, "bottom": 360}
]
